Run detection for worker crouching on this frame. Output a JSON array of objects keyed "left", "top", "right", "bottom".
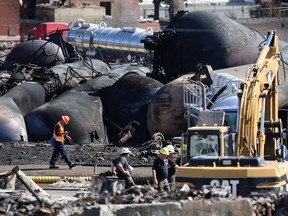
[{"left": 111, "top": 147, "right": 135, "bottom": 189}]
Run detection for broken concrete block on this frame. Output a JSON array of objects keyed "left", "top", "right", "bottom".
[
  {"left": 91, "top": 175, "right": 125, "bottom": 197},
  {"left": 0, "top": 171, "right": 16, "bottom": 190}
]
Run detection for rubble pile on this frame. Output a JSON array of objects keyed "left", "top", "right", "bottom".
[
  {"left": 0, "top": 41, "right": 15, "bottom": 62},
  {"left": 0, "top": 183, "right": 288, "bottom": 215},
  {"left": 0, "top": 172, "right": 286, "bottom": 215},
  {"left": 0, "top": 191, "right": 41, "bottom": 215},
  {"left": 0, "top": 142, "right": 287, "bottom": 215},
  {"left": 87, "top": 183, "right": 288, "bottom": 216}
]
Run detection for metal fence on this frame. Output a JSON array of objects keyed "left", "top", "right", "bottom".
[
  {"left": 248, "top": 6, "right": 288, "bottom": 19},
  {"left": 140, "top": 8, "right": 170, "bottom": 19},
  {"left": 140, "top": 5, "right": 288, "bottom": 20}
]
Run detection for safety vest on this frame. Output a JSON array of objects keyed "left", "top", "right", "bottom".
[{"left": 53, "top": 122, "right": 65, "bottom": 143}]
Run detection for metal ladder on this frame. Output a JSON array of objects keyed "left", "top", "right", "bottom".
[{"left": 183, "top": 80, "right": 212, "bottom": 127}]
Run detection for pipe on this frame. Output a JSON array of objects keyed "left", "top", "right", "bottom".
[
  {"left": 28, "top": 176, "right": 92, "bottom": 184},
  {"left": 28, "top": 175, "right": 152, "bottom": 185}
]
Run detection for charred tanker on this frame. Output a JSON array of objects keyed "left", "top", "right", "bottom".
[
  {"left": 2, "top": 11, "right": 288, "bottom": 144},
  {"left": 3, "top": 40, "right": 65, "bottom": 70},
  {"left": 141, "top": 11, "right": 266, "bottom": 82},
  {"left": 25, "top": 64, "right": 154, "bottom": 144},
  {"left": 101, "top": 70, "right": 163, "bottom": 144}
]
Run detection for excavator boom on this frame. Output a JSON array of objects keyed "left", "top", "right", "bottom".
[{"left": 236, "top": 31, "right": 280, "bottom": 157}]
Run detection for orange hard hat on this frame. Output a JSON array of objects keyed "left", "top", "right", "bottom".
[{"left": 62, "top": 115, "right": 70, "bottom": 124}]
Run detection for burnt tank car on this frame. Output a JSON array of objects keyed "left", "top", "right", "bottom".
[
  {"left": 63, "top": 12, "right": 266, "bottom": 83},
  {"left": 141, "top": 11, "right": 266, "bottom": 82}
]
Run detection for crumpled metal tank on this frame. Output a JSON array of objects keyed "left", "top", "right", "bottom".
[
  {"left": 147, "top": 78, "right": 187, "bottom": 139},
  {"left": 3, "top": 40, "right": 65, "bottom": 70},
  {"left": 101, "top": 70, "right": 163, "bottom": 144},
  {"left": 142, "top": 11, "right": 266, "bottom": 81},
  {"left": 24, "top": 64, "right": 154, "bottom": 144}
]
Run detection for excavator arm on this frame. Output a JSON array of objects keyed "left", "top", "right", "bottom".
[{"left": 236, "top": 31, "right": 280, "bottom": 157}]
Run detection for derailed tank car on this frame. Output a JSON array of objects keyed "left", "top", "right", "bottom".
[
  {"left": 141, "top": 11, "right": 266, "bottom": 82},
  {"left": 0, "top": 11, "right": 276, "bottom": 143}
]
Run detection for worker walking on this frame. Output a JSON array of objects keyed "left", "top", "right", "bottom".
[
  {"left": 166, "top": 144, "right": 179, "bottom": 191},
  {"left": 49, "top": 115, "right": 77, "bottom": 169},
  {"left": 112, "top": 147, "right": 135, "bottom": 188},
  {"left": 152, "top": 147, "right": 170, "bottom": 192}
]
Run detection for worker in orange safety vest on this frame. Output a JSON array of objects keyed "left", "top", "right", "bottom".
[{"left": 49, "top": 115, "right": 77, "bottom": 169}]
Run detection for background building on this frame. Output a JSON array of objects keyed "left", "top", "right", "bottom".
[
  {"left": 0, "top": 0, "right": 20, "bottom": 36},
  {"left": 0, "top": 0, "right": 152, "bottom": 38}
]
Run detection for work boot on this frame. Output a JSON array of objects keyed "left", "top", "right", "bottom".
[
  {"left": 49, "top": 165, "right": 59, "bottom": 169},
  {"left": 69, "top": 163, "right": 77, "bottom": 169}
]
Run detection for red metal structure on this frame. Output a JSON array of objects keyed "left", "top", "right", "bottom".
[{"left": 27, "top": 22, "right": 69, "bottom": 40}]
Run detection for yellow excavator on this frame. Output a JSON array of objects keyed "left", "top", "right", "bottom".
[{"left": 175, "top": 31, "right": 288, "bottom": 197}]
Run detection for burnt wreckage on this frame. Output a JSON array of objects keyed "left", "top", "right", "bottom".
[{"left": 1, "top": 11, "right": 288, "bottom": 145}]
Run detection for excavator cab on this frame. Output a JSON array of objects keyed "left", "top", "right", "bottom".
[
  {"left": 187, "top": 126, "right": 232, "bottom": 159},
  {"left": 180, "top": 110, "right": 234, "bottom": 165}
]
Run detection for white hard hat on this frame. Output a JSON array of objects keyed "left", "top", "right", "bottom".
[
  {"left": 166, "top": 145, "right": 175, "bottom": 153},
  {"left": 121, "top": 147, "right": 132, "bottom": 154}
]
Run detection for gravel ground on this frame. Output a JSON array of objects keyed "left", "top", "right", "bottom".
[{"left": 0, "top": 141, "right": 156, "bottom": 167}]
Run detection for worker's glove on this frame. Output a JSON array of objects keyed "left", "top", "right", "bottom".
[
  {"left": 127, "top": 165, "right": 134, "bottom": 173},
  {"left": 152, "top": 184, "right": 158, "bottom": 189}
]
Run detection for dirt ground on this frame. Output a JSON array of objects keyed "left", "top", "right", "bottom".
[{"left": 0, "top": 141, "right": 156, "bottom": 167}]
